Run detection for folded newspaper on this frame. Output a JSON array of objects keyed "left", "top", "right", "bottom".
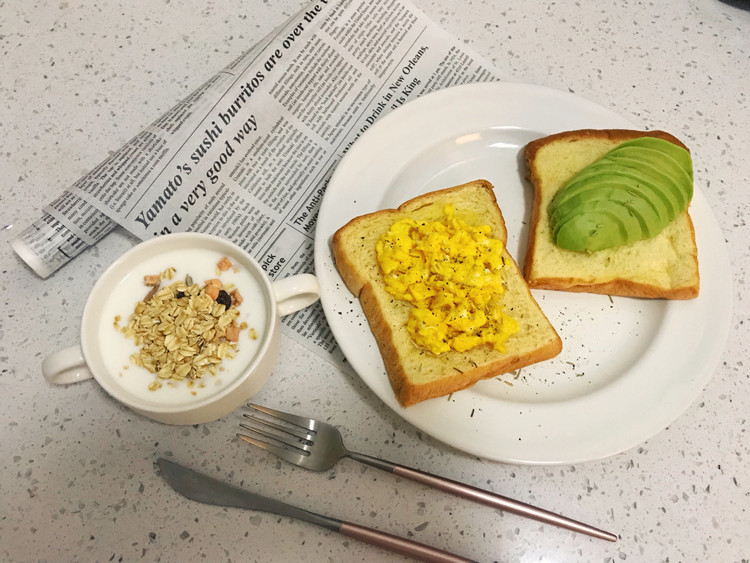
[{"left": 11, "top": 0, "right": 501, "bottom": 362}]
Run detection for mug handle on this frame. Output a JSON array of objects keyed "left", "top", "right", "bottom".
[
  {"left": 42, "top": 345, "right": 95, "bottom": 385},
  {"left": 272, "top": 274, "right": 320, "bottom": 317}
]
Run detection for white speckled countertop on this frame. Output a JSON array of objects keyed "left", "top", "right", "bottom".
[{"left": 2, "top": 1, "right": 749, "bottom": 561}]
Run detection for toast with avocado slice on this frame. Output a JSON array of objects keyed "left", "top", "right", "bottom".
[{"left": 523, "top": 129, "right": 699, "bottom": 299}]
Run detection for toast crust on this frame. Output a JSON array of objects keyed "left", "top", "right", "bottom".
[
  {"left": 332, "top": 181, "right": 562, "bottom": 406},
  {"left": 523, "top": 129, "right": 700, "bottom": 299}
]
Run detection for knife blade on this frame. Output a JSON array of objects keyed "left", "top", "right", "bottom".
[{"left": 156, "top": 458, "right": 476, "bottom": 563}]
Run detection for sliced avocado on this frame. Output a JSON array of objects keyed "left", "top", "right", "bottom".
[
  {"left": 616, "top": 137, "right": 693, "bottom": 181},
  {"left": 608, "top": 153, "right": 692, "bottom": 211},
  {"left": 551, "top": 186, "right": 662, "bottom": 241},
  {"left": 548, "top": 136, "right": 693, "bottom": 252},
  {"left": 614, "top": 157, "right": 690, "bottom": 210},
  {"left": 552, "top": 151, "right": 689, "bottom": 218},
  {"left": 554, "top": 208, "right": 630, "bottom": 252},
  {"left": 549, "top": 173, "right": 673, "bottom": 226},
  {"left": 552, "top": 198, "right": 646, "bottom": 250}
]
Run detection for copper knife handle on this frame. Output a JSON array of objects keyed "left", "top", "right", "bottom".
[{"left": 339, "top": 522, "right": 476, "bottom": 563}]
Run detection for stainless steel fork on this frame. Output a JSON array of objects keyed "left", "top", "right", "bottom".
[{"left": 237, "top": 404, "right": 617, "bottom": 542}]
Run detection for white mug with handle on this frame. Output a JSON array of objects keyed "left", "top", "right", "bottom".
[{"left": 42, "top": 233, "right": 320, "bottom": 425}]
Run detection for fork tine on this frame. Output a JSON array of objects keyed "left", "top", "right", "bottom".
[
  {"left": 238, "top": 421, "right": 313, "bottom": 451},
  {"left": 247, "top": 403, "right": 317, "bottom": 431},
  {"left": 242, "top": 412, "right": 314, "bottom": 442},
  {"left": 236, "top": 431, "right": 311, "bottom": 466}
]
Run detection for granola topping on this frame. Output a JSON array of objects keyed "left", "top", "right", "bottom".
[{"left": 114, "top": 257, "right": 251, "bottom": 390}]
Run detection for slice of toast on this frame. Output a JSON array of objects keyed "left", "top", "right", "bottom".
[
  {"left": 332, "top": 180, "right": 562, "bottom": 407},
  {"left": 523, "top": 129, "right": 700, "bottom": 299}
]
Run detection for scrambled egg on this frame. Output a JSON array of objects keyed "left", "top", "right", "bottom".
[{"left": 376, "top": 205, "right": 519, "bottom": 355}]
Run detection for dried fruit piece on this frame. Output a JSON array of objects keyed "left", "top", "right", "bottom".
[
  {"left": 216, "top": 289, "right": 232, "bottom": 308},
  {"left": 143, "top": 285, "right": 160, "bottom": 302},
  {"left": 230, "top": 289, "right": 243, "bottom": 306},
  {"left": 205, "top": 284, "right": 220, "bottom": 300},
  {"left": 225, "top": 322, "right": 240, "bottom": 342},
  {"left": 217, "top": 257, "right": 233, "bottom": 271}
]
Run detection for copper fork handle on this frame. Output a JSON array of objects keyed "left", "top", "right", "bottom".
[
  {"left": 348, "top": 451, "right": 616, "bottom": 542},
  {"left": 393, "top": 464, "right": 617, "bottom": 542}
]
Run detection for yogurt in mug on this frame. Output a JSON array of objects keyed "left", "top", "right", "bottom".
[{"left": 98, "top": 247, "right": 269, "bottom": 405}]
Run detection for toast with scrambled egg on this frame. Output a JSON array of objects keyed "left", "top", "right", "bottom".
[
  {"left": 524, "top": 129, "right": 699, "bottom": 298},
  {"left": 332, "top": 180, "right": 562, "bottom": 407}
]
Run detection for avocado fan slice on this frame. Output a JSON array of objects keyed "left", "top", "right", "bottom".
[{"left": 548, "top": 136, "right": 693, "bottom": 252}]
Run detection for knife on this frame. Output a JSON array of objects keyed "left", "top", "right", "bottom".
[{"left": 156, "top": 458, "right": 476, "bottom": 563}]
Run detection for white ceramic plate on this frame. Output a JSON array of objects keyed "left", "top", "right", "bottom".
[{"left": 313, "top": 82, "right": 732, "bottom": 464}]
